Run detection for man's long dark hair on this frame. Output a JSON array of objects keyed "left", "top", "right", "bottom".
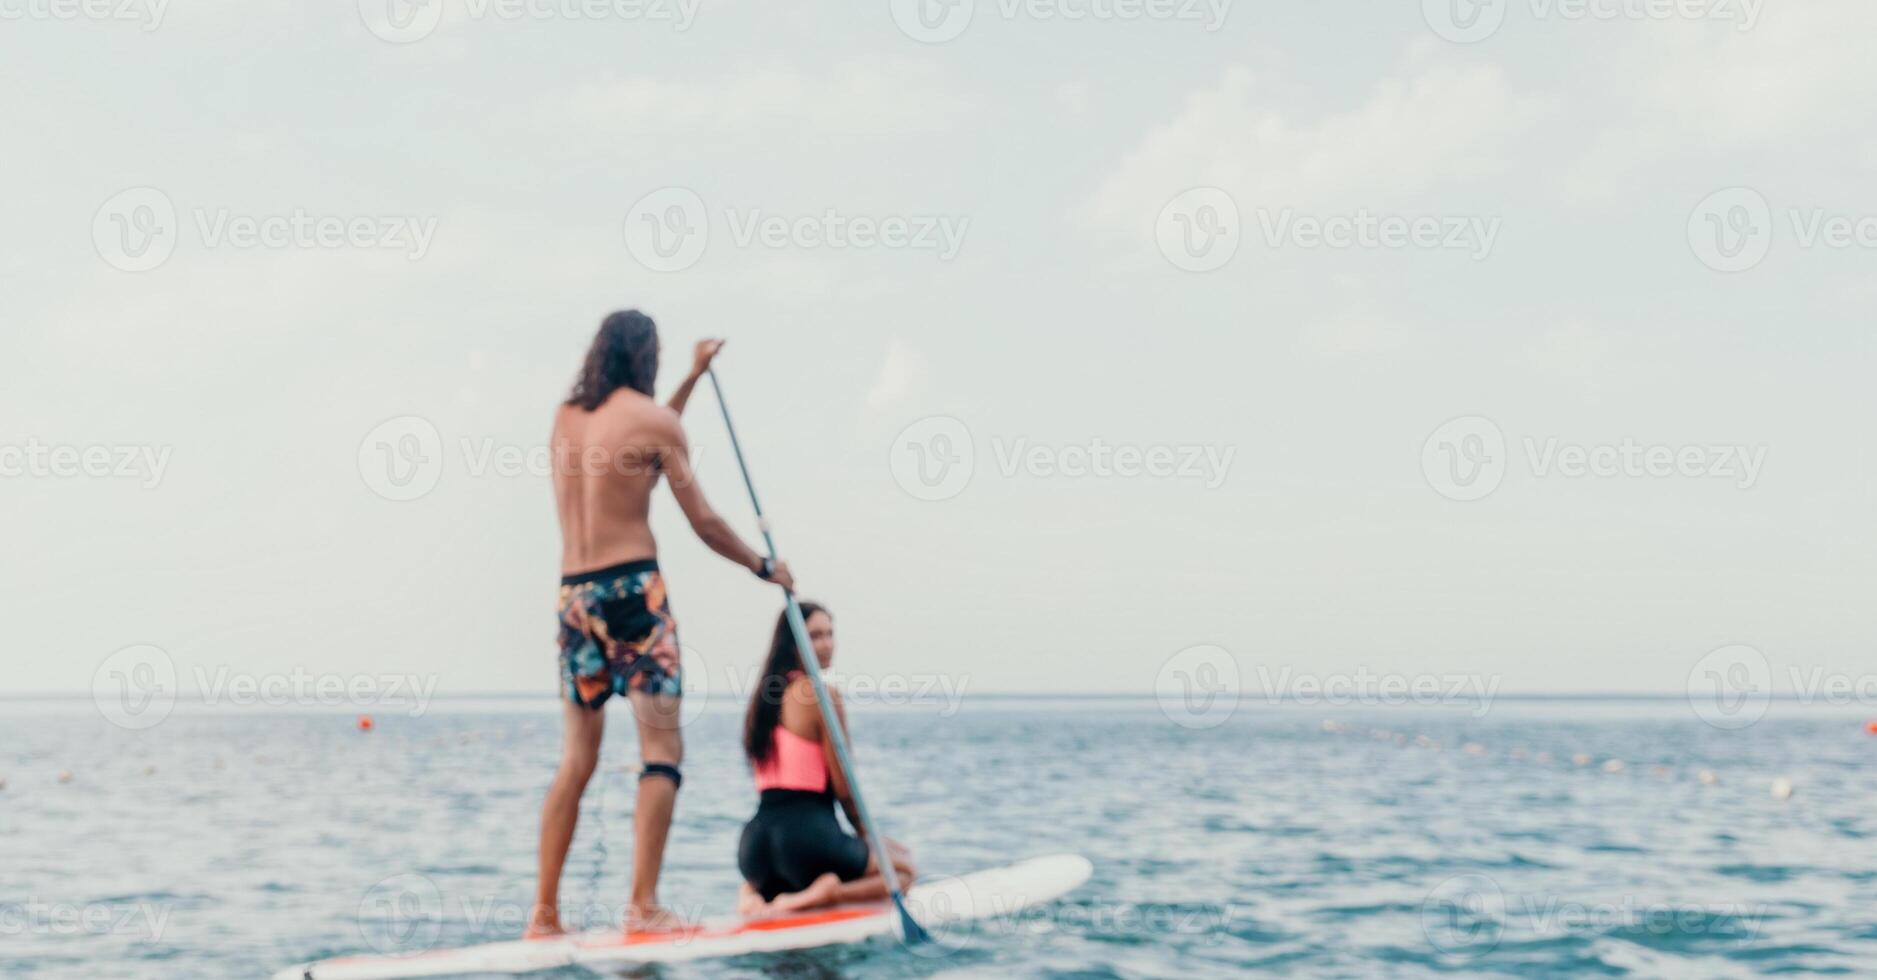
[
  {"left": 566, "top": 310, "right": 659, "bottom": 410},
  {"left": 743, "top": 602, "right": 829, "bottom": 766}
]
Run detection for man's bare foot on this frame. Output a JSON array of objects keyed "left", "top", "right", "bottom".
[
  {"left": 769, "top": 873, "right": 842, "bottom": 915},
  {"left": 523, "top": 906, "right": 564, "bottom": 940},
  {"left": 624, "top": 904, "right": 687, "bottom": 934}
]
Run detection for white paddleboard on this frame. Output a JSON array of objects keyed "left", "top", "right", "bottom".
[{"left": 275, "top": 854, "right": 1093, "bottom": 979}]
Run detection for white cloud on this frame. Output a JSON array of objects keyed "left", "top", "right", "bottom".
[
  {"left": 865, "top": 338, "right": 926, "bottom": 411},
  {"left": 1083, "top": 60, "right": 1538, "bottom": 236},
  {"left": 1566, "top": 1, "right": 1877, "bottom": 195}
]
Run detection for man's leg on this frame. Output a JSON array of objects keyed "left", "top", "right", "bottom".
[
  {"left": 532, "top": 700, "right": 605, "bottom": 935},
  {"left": 627, "top": 688, "right": 683, "bottom": 923}
]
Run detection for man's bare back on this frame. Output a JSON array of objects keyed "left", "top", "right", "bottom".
[{"left": 552, "top": 390, "right": 674, "bottom": 575}]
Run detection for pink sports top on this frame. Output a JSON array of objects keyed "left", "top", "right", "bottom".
[{"left": 753, "top": 725, "right": 830, "bottom": 793}]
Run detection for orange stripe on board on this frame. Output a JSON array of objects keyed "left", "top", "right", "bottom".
[{"left": 577, "top": 905, "right": 887, "bottom": 949}]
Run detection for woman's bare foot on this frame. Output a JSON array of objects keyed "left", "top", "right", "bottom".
[
  {"left": 769, "top": 873, "right": 842, "bottom": 914},
  {"left": 737, "top": 883, "right": 771, "bottom": 920}
]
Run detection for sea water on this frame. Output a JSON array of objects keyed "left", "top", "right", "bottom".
[{"left": 2, "top": 697, "right": 1873, "bottom": 978}]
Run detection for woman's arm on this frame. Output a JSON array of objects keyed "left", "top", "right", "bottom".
[
  {"left": 666, "top": 339, "right": 724, "bottom": 415},
  {"left": 814, "top": 685, "right": 867, "bottom": 836}
]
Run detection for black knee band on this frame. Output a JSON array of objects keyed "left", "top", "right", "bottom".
[{"left": 641, "top": 763, "right": 682, "bottom": 789}]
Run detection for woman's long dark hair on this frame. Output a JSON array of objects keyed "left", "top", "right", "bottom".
[
  {"left": 566, "top": 309, "right": 659, "bottom": 410},
  {"left": 744, "top": 602, "right": 828, "bottom": 766}
]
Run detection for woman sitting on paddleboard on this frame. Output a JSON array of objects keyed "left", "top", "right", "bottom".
[{"left": 737, "top": 602, "right": 917, "bottom": 917}]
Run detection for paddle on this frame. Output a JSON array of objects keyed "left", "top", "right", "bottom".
[{"left": 704, "top": 367, "right": 931, "bottom": 945}]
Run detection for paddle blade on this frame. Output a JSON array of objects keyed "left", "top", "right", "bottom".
[{"left": 891, "top": 894, "right": 930, "bottom": 945}]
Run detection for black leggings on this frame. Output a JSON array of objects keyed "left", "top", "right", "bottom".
[{"left": 737, "top": 790, "right": 872, "bottom": 902}]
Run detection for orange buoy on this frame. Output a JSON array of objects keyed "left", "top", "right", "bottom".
[
  {"left": 358, "top": 715, "right": 375, "bottom": 732},
  {"left": 1865, "top": 720, "right": 1877, "bottom": 735}
]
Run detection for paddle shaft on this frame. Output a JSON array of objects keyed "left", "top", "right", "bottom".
[{"left": 703, "top": 368, "right": 927, "bottom": 943}]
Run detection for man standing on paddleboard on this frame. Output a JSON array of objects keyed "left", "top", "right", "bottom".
[{"left": 533, "top": 310, "right": 794, "bottom": 936}]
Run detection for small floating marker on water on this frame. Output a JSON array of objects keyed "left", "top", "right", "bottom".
[
  {"left": 57, "top": 770, "right": 74, "bottom": 784},
  {"left": 1321, "top": 719, "right": 1344, "bottom": 733},
  {"left": 1770, "top": 777, "right": 1795, "bottom": 801},
  {"left": 143, "top": 765, "right": 157, "bottom": 776},
  {"left": 1463, "top": 742, "right": 1487, "bottom": 756},
  {"left": 1572, "top": 753, "right": 1593, "bottom": 767},
  {"left": 1650, "top": 765, "right": 1671, "bottom": 779},
  {"left": 1697, "top": 769, "right": 1718, "bottom": 785},
  {"left": 1865, "top": 720, "right": 1877, "bottom": 735},
  {"left": 1601, "top": 759, "right": 1626, "bottom": 773},
  {"left": 357, "top": 715, "right": 375, "bottom": 732}
]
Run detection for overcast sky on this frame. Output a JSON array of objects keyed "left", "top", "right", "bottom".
[{"left": 3, "top": 0, "right": 1873, "bottom": 703}]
